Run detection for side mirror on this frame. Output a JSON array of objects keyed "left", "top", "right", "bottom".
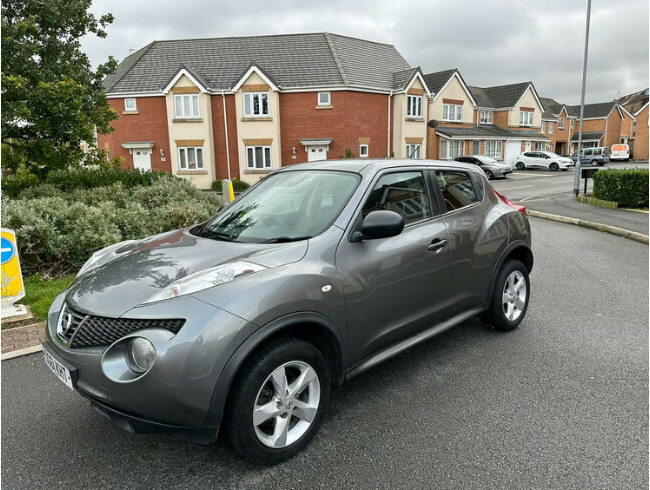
[{"left": 351, "top": 210, "right": 405, "bottom": 241}]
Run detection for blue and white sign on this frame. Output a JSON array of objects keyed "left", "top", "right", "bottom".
[{"left": 1, "top": 236, "right": 15, "bottom": 265}]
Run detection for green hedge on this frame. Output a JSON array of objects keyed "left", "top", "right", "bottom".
[
  {"left": 593, "top": 168, "right": 649, "bottom": 208},
  {"left": 1, "top": 177, "right": 222, "bottom": 276},
  {"left": 2, "top": 166, "right": 170, "bottom": 198},
  {"left": 211, "top": 178, "right": 251, "bottom": 192}
]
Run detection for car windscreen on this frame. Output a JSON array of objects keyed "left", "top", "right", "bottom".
[{"left": 192, "top": 170, "right": 360, "bottom": 243}]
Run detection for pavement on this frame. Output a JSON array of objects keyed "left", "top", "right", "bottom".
[{"left": 2, "top": 218, "right": 648, "bottom": 490}]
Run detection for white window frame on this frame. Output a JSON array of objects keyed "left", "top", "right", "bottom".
[
  {"left": 541, "top": 121, "right": 546, "bottom": 134},
  {"left": 406, "top": 143, "right": 422, "bottom": 159},
  {"left": 443, "top": 104, "right": 462, "bottom": 122},
  {"left": 533, "top": 142, "right": 547, "bottom": 151},
  {"left": 479, "top": 110, "right": 493, "bottom": 124},
  {"left": 519, "top": 110, "right": 533, "bottom": 126},
  {"left": 558, "top": 117, "right": 564, "bottom": 129},
  {"left": 246, "top": 145, "right": 272, "bottom": 169},
  {"left": 570, "top": 118, "right": 575, "bottom": 129},
  {"left": 548, "top": 122, "right": 553, "bottom": 134},
  {"left": 243, "top": 92, "right": 270, "bottom": 117},
  {"left": 359, "top": 144, "right": 369, "bottom": 158},
  {"left": 177, "top": 146, "right": 204, "bottom": 170},
  {"left": 406, "top": 95, "right": 423, "bottom": 118},
  {"left": 318, "top": 92, "right": 331, "bottom": 106},
  {"left": 484, "top": 140, "right": 502, "bottom": 158},
  {"left": 174, "top": 94, "right": 200, "bottom": 118},
  {"left": 124, "top": 98, "right": 137, "bottom": 112},
  {"left": 439, "top": 139, "right": 465, "bottom": 159}
]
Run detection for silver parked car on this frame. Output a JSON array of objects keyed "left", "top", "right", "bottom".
[
  {"left": 454, "top": 155, "right": 513, "bottom": 179},
  {"left": 43, "top": 159, "right": 533, "bottom": 465},
  {"left": 570, "top": 147, "right": 611, "bottom": 166},
  {"left": 514, "top": 151, "right": 574, "bottom": 171}
]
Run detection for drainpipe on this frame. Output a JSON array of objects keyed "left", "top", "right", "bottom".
[
  {"left": 387, "top": 91, "right": 393, "bottom": 158},
  {"left": 221, "top": 90, "right": 232, "bottom": 181}
]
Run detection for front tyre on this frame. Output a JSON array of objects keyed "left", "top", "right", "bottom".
[
  {"left": 483, "top": 259, "right": 530, "bottom": 331},
  {"left": 224, "top": 338, "right": 330, "bottom": 465},
  {"left": 549, "top": 162, "right": 559, "bottom": 171},
  {"left": 485, "top": 170, "right": 494, "bottom": 180},
  {"left": 515, "top": 161, "right": 525, "bottom": 170}
]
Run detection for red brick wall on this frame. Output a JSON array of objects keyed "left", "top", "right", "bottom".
[
  {"left": 210, "top": 94, "right": 240, "bottom": 179},
  {"left": 634, "top": 106, "right": 648, "bottom": 160},
  {"left": 279, "top": 91, "right": 390, "bottom": 164},
  {"left": 97, "top": 97, "right": 171, "bottom": 172},
  {"left": 493, "top": 110, "right": 509, "bottom": 128},
  {"left": 605, "top": 109, "right": 622, "bottom": 147}
]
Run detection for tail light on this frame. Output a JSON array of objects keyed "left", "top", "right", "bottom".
[{"left": 494, "top": 189, "right": 527, "bottom": 215}]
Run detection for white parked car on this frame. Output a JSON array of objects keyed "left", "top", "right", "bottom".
[{"left": 514, "top": 151, "right": 574, "bottom": 171}]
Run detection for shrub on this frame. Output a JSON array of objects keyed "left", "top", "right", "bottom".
[
  {"left": 593, "top": 168, "right": 649, "bottom": 208},
  {"left": 1, "top": 178, "right": 223, "bottom": 276},
  {"left": 44, "top": 166, "right": 169, "bottom": 191},
  {"left": 211, "top": 178, "right": 251, "bottom": 192}
]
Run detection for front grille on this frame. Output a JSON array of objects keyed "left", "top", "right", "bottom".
[{"left": 57, "top": 304, "right": 185, "bottom": 348}]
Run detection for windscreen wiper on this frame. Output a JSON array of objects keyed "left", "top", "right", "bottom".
[{"left": 260, "top": 236, "right": 312, "bottom": 243}]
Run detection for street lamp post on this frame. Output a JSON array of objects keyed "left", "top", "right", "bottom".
[{"left": 573, "top": 0, "right": 593, "bottom": 197}]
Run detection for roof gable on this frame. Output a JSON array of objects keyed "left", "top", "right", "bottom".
[
  {"left": 468, "top": 81, "right": 537, "bottom": 110},
  {"left": 634, "top": 101, "right": 649, "bottom": 116}
]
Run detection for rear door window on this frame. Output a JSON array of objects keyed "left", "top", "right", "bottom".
[
  {"left": 362, "top": 171, "right": 433, "bottom": 225},
  {"left": 435, "top": 171, "right": 480, "bottom": 213}
]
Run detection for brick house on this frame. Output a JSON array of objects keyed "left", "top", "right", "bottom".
[
  {"left": 633, "top": 102, "right": 649, "bottom": 160},
  {"left": 98, "top": 33, "right": 430, "bottom": 188},
  {"left": 564, "top": 101, "right": 636, "bottom": 153},
  {"left": 539, "top": 97, "right": 572, "bottom": 155}
]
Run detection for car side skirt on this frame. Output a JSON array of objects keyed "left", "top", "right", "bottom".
[{"left": 345, "top": 306, "right": 484, "bottom": 381}]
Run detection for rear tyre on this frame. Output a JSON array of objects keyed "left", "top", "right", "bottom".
[
  {"left": 515, "top": 162, "right": 525, "bottom": 170},
  {"left": 483, "top": 259, "right": 530, "bottom": 332},
  {"left": 485, "top": 170, "right": 494, "bottom": 180},
  {"left": 549, "top": 162, "right": 559, "bottom": 171},
  {"left": 224, "top": 338, "right": 331, "bottom": 465},
  {"left": 591, "top": 159, "right": 599, "bottom": 167}
]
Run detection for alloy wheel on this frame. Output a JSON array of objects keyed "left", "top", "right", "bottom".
[
  {"left": 252, "top": 361, "right": 321, "bottom": 448},
  {"left": 502, "top": 270, "right": 527, "bottom": 322}
]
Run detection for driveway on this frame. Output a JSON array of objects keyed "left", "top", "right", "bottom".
[{"left": 2, "top": 218, "right": 648, "bottom": 490}]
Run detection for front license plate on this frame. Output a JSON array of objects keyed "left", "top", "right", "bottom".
[{"left": 43, "top": 347, "right": 74, "bottom": 390}]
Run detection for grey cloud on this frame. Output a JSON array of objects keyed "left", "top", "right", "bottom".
[{"left": 84, "top": 0, "right": 648, "bottom": 104}]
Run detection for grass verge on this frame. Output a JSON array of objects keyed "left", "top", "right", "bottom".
[{"left": 17, "top": 274, "right": 76, "bottom": 322}]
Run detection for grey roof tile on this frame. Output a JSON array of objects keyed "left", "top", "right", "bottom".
[
  {"left": 393, "top": 67, "right": 419, "bottom": 90},
  {"left": 566, "top": 101, "right": 617, "bottom": 119},
  {"left": 469, "top": 82, "right": 533, "bottom": 109},
  {"left": 105, "top": 33, "right": 412, "bottom": 94},
  {"left": 423, "top": 69, "right": 457, "bottom": 94},
  {"left": 436, "top": 124, "right": 549, "bottom": 140},
  {"left": 570, "top": 131, "right": 604, "bottom": 141}
]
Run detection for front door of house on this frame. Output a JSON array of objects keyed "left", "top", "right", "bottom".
[
  {"left": 307, "top": 146, "right": 327, "bottom": 162},
  {"left": 133, "top": 150, "right": 152, "bottom": 171},
  {"left": 524, "top": 141, "right": 531, "bottom": 152},
  {"left": 472, "top": 141, "right": 480, "bottom": 154}
]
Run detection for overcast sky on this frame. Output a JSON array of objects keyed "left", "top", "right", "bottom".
[{"left": 83, "top": 0, "right": 649, "bottom": 104}]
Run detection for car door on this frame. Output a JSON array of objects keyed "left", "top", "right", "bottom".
[
  {"left": 432, "top": 169, "right": 509, "bottom": 312},
  {"left": 522, "top": 152, "right": 537, "bottom": 167},
  {"left": 336, "top": 169, "right": 453, "bottom": 366}
]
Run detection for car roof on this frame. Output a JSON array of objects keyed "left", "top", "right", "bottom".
[{"left": 274, "top": 158, "right": 483, "bottom": 176}]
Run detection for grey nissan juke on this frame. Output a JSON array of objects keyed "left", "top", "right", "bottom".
[{"left": 43, "top": 159, "right": 532, "bottom": 465}]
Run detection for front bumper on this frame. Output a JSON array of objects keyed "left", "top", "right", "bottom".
[{"left": 45, "top": 292, "right": 257, "bottom": 434}]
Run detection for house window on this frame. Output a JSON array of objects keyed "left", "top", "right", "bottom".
[
  {"left": 178, "top": 147, "right": 204, "bottom": 170},
  {"left": 558, "top": 117, "right": 564, "bottom": 129},
  {"left": 246, "top": 146, "right": 272, "bottom": 169},
  {"left": 318, "top": 92, "right": 331, "bottom": 106},
  {"left": 479, "top": 111, "right": 493, "bottom": 124},
  {"left": 443, "top": 104, "right": 462, "bottom": 122},
  {"left": 534, "top": 142, "right": 547, "bottom": 151},
  {"left": 124, "top": 98, "right": 137, "bottom": 111},
  {"left": 633, "top": 121, "right": 637, "bottom": 137},
  {"left": 174, "top": 94, "right": 200, "bottom": 118},
  {"left": 243, "top": 92, "right": 269, "bottom": 117},
  {"left": 406, "top": 144, "right": 421, "bottom": 159},
  {"left": 359, "top": 144, "right": 369, "bottom": 158},
  {"left": 484, "top": 141, "right": 502, "bottom": 158},
  {"left": 571, "top": 119, "right": 575, "bottom": 129},
  {"left": 440, "top": 139, "right": 465, "bottom": 159},
  {"left": 541, "top": 122, "right": 546, "bottom": 134},
  {"left": 407, "top": 95, "right": 423, "bottom": 118},
  {"left": 548, "top": 122, "right": 553, "bottom": 134},
  {"left": 519, "top": 111, "right": 533, "bottom": 126}
]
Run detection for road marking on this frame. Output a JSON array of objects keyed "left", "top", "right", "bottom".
[
  {"left": 517, "top": 196, "right": 547, "bottom": 203},
  {"left": 510, "top": 172, "right": 556, "bottom": 178},
  {"left": 621, "top": 208, "right": 649, "bottom": 214},
  {"left": 496, "top": 185, "right": 534, "bottom": 191}
]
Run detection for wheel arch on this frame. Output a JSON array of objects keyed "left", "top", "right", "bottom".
[
  {"left": 486, "top": 241, "right": 533, "bottom": 303},
  {"left": 204, "top": 312, "right": 346, "bottom": 434}
]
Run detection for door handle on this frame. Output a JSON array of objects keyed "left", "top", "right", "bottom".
[{"left": 427, "top": 239, "right": 448, "bottom": 252}]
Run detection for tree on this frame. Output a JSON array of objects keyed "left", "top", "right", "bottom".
[{"left": 1, "top": 0, "right": 118, "bottom": 173}]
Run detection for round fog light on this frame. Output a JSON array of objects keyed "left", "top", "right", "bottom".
[{"left": 127, "top": 338, "right": 155, "bottom": 373}]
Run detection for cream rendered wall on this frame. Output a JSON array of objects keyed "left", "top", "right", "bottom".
[
  {"left": 430, "top": 75, "right": 474, "bottom": 124},
  {"left": 165, "top": 75, "right": 215, "bottom": 189},
  {"left": 234, "top": 72, "right": 282, "bottom": 185},
  {"left": 509, "top": 87, "right": 542, "bottom": 128},
  {"left": 392, "top": 78, "right": 428, "bottom": 158}
]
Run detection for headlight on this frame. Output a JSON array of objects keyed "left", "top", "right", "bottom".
[
  {"left": 77, "top": 240, "right": 136, "bottom": 278},
  {"left": 140, "top": 261, "right": 266, "bottom": 305},
  {"left": 126, "top": 338, "right": 155, "bottom": 373}
]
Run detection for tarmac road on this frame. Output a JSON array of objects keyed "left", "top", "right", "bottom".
[{"left": 2, "top": 218, "right": 648, "bottom": 490}]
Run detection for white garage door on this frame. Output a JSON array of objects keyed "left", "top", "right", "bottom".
[
  {"left": 504, "top": 141, "right": 521, "bottom": 165},
  {"left": 307, "top": 145, "right": 328, "bottom": 162}
]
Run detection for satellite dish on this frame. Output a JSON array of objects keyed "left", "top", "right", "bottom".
[{"left": 427, "top": 120, "right": 438, "bottom": 128}]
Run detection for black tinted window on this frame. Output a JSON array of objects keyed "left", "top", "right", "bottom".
[
  {"left": 362, "top": 172, "right": 432, "bottom": 225},
  {"left": 435, "top": 171, "right": 479, "bottom": 212}
]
